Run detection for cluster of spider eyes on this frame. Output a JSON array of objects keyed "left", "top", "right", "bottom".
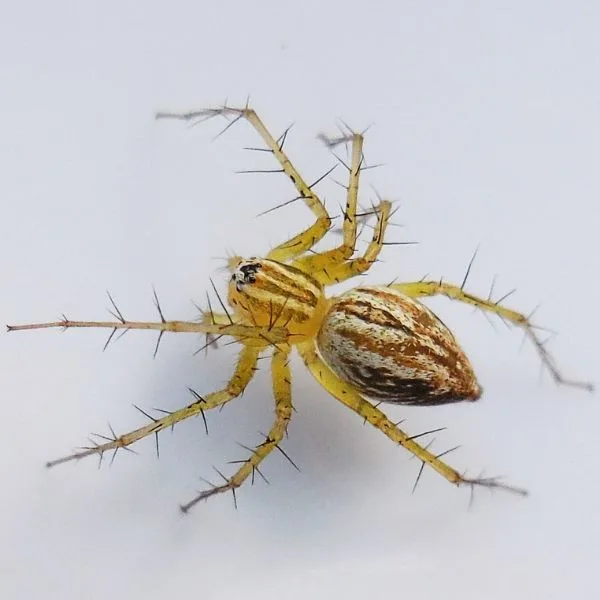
[{"left": 231, "top": 262, "right": 261, "bottom": 292}]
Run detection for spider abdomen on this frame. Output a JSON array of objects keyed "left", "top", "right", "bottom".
[{"left": 316, "top": 286, "right": 482, "bottom": 405}]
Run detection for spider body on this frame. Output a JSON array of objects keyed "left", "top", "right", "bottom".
[
  {"left": 316, "top": 286, "right": 482, "bottom": 405},
  {"left": 7, "top": 105, "right": 592, "bottom": 513},
  {"left": 230, "top": 257, "right": 481, "bottom": 405},
  {"left": 228, "top": 257, "right": 327, "bottom": 339}
]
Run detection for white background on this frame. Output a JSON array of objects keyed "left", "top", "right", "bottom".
[{"left": 1, "top": 2, "right": 599, "bottom": 599}]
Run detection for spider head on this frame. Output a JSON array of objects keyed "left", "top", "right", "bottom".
[{"left": 227, "top": 257, "right": 327, "bottom": 338}]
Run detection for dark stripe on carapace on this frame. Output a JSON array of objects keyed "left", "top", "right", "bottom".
[{"left": 259, "top": 262, "right": 320, "bottom": 306}]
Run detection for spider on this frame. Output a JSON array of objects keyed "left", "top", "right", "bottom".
[{"left": 8, "top": 105, "right": 593, "bottom": 513}]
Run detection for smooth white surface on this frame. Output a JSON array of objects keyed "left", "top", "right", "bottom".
[{"left": 1, "top": 2, "right": 599, "bottom": 599}]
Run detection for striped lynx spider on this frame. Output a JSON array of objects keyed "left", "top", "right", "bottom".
[{"left": 8, "top": 105, "right": 593, "bottom": 513}]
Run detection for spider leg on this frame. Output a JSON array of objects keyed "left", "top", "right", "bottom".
[
  {"left": 196, "top": 310, "right": 236, "bottom": 353},
  {"left": 314, "top": 199, "right": 392, "bottom": 286},
  {"left": 293, "top": 131, "right": 364, "bottom": 273},
  {"left": 179, "top": 346, "right": 293, "bottom": 513},
  {"left": 7, "top": 317, "right": 289, "bottom": 348},
  {"left": 391, "top": 281, "right": 594, "bottom": 391},
  {"left": 46, "top": 346, "right": 261, "bottom": 467},
  {"left": 297, "top": 340, "right": 529, "bottom": 496},
  {"left": 156, "top": 105, "right": 331, "bottom": 263}
]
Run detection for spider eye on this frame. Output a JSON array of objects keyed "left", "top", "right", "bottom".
[
  {"left": 238, "top": 262, "right": 261, "bottom": 284},
  {"left": 231, "top": 261, "right": 262, "bottom": 294}
]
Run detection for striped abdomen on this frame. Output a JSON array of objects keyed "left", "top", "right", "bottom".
[{"left": 316, "top": 286, "right": 482, "bottom": 405}]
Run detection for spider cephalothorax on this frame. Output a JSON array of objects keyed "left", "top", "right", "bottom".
[
  {"left": 228, "top": 257, "right": 327, "bottom": 338},
  {"left": 8, "top": 104, "right": 592, "bottom": 513}
]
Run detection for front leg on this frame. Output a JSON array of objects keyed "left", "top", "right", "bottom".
[
  {"left": 156, "top": 105, "right": 332, "bottom": 263},
  {"left": 7, "top": 316, "right": 290, "bottom": 348}
]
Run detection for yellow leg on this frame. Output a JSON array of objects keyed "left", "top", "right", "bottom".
[
  {"left": 392, "top": 281, "right": 594, "bottom": 391},
  {"left": 198, "top": 302, "right": 239, "bottom": 354},
  {"left": 156, "top": 105, "right": 332, "bottom": 263},
  {"left": 315, "top": 199, "right": 392, "bottom": 285},
  {"left": 298, "top": 341, "right": 528, "bottom": 496},
  {"left": 46, "top": 346, "right": 261, "bottom": 467},
  {"left": 293, "top": 132, "right": 364, "bottom": 273},
  {"left": 7, "top": 317, "right": 290, "bottom": 348},
  {"left": 180, "top": 346, "right": 293, "bottom": 512}
]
